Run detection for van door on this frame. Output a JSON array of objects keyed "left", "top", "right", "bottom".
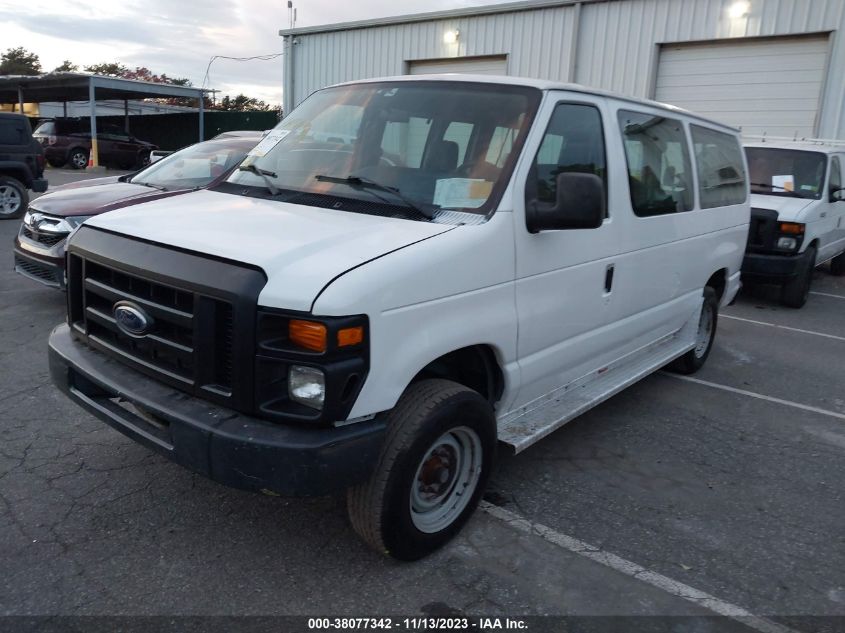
[
  {"left": 825, "top": 155, "right": 845, "bottom": 260},
  {"left": 512, "top": 97, "right": 621, "bottom": 407}
]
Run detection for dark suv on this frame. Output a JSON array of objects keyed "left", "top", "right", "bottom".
[
  {"left": 0, "top": 113, "right": 48, "bottom": 219},
  {"left": 32, "top": 119, "right": 157, "bottom": 170}
]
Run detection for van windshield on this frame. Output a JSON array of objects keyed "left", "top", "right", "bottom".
[
  {"left": 745, "top": 147, "right": 827, "bottom": 199},
  {"left": 226, "top": 81, "right": 541, "bottom": 218}
]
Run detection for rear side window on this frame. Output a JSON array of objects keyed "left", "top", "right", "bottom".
[
  {"left": 618, "top": 110, "right": 693, "bottom": 216},
  {"left": 527, "top": 103, "right": 607, "bottom": 210},
  {"left": 691, "top": 125, "right": 747, "bottom": 208},
  {"left": 0, "top": 120, "right": 23, "bottom": 145}
]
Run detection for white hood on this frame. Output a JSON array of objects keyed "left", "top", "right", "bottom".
[
  {"left": 750, "top": 193, "right": 815, "bottom": 221},
  {"left": 85, "top": 189, "right": 454, "bottom": 312}
]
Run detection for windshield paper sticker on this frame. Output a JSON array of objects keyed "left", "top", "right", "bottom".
[
  {"left": 772, "top": 174, "right": 794, "bottom": 192},
  {"left": 434, "top": 179, "right": 493, "bottom": 209},
  {"left": 249, "top": 129, "right": 291, "bottom": 157}
]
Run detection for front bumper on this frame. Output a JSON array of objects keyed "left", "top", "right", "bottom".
[
  {"left": 48, "top": 324, "right": 386, "bottom": 496},
  {"left": 13, "top": 245, "right": 65, "bottom": 289},
  {"left": 741, "top": 249, "right": 812, "bottom": 282}
]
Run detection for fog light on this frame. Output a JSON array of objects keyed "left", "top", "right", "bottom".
[
  {"left": 289, "top": 365, "right": 325, "bottom": 409},
  {"left": 777, "top": 237, "right": 797, "bottom": 250}
]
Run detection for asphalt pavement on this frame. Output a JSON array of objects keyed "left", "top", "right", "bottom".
[{"left": 1, "top": 169, "right": 843, "bottom": 631}]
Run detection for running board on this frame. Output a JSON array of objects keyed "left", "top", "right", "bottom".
[{"left": 498, "top": 309, "right": 700, "bottom": 454}]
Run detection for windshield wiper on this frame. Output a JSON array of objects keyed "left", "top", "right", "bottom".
[
  {"left": 749, "top": 182, "right": 811, "bottom": 199},
  {"left": 239, "top": 164, "right": 280, "bottom": 196},
  {"left": 315, "top": 174, "right": 436, "bottom": 219},
  {"left": 136, "top": 181, "right": 167, "bottom": 191}
]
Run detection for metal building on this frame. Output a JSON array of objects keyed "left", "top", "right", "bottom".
[{"left": 279, "top": 0, "right": 845, "bottom": 139}]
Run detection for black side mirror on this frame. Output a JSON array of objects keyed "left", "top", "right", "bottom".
[{"left": 527, "top": 172, "right": 605, "bottom": 233}]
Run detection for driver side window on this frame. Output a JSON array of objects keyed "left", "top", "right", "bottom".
[
  {"left": 526, "top": 103, "right": 607, "bottom": 211},
  {"left": 830, "top": 157, "right": 842, "bottom": 200}
]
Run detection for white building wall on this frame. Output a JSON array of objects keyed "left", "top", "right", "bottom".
[{"left": 282, "top": 0, "right": 845, "bottom": 138}]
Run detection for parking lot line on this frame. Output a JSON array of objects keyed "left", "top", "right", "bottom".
[
  {"left": 721, "top": 314, "right": 845, "bottom": 343},
  {"left": 809, "top": 290, "right": 845, "bottom": 300},
  {"left": 664, "top": 373, "right": 845, "bottom": 422},
  {"left": 480, "top": 501, "right": 800, "bottom": 633}
]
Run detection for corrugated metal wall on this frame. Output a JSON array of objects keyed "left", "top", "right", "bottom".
[{"left": 284, "top": 0, "right": 845, "bottom": 138}]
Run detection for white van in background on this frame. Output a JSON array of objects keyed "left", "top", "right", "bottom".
[
  {"left": 48, "top": 76, "right": 749, "bottom": 559},
  {"left": 743, "top": 139, "right": 845, "bottom": 307}
]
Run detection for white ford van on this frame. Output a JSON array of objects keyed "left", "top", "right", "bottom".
[
  {"left": 48, "top": 76, "right": 749, "bottom": 559},
  {"left": 742, "top": 139, "right": 845, "bottom": 307}
]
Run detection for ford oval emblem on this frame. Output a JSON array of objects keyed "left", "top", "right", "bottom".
[{"left": 113, "top": 301, "right": 153, "bottom": 337}]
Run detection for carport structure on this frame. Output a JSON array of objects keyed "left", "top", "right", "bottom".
[{"left": 0, "top": 73, "right": 207, "bottom": 167}]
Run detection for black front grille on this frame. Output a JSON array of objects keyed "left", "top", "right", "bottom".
[
  {"left": 66, "top": 227, "right": 266, "bottom": 414},
  {"left": 70, "top": 256, "right": 236, "bottom": 395},
  {"left": 22, "top": 226, "right": 66, "bottom": 247},
  {"left": 15, "top": 254, "right": 60, "bottom": 285}
]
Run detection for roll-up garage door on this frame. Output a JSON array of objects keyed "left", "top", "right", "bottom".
[
  {"left": 408, "top": 55, "right": 508, "bottom": 76},
  {"left": 655, "top": 36, "right": 829, "bottom": 138}
]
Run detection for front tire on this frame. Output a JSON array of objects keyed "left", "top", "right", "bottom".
[
  {"left": 347, "top": 379, "right": 496, "bottom": 561},
  {"left": 780, "top": 246, "right": 816, "bottom": 308},
  {"left": 670, "top": 286, "right": 718, "bottom": 375},
  {"left": 68, "top": 148, "right": 88, "bottom": 170},
  {"left": 0, "top": 176, "right": 28, "bottom": 219}
]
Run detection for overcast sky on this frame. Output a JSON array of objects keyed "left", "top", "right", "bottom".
[{"left": 0, "top": 0, "right": 504, "bottom": 105}]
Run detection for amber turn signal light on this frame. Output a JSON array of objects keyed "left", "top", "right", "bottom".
[
  {"left": 289, "top": 320, "right": 327, "bottom": 352},
  {"left": 337, "top": 326, "right": 364, "bottom": 347},
  {"left": 779, "top": 222, "right": 804, "bottom": 234}
]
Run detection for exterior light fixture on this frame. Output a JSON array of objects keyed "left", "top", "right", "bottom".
[
  {"left": 728, "top": 1, "right": 750, "bottom": 19},
  {"left": 443, "top": 29, "right": 460, "bottom": 44}
]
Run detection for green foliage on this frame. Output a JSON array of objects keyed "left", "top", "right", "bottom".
[
  {"left": 0, "top": 47, "right": 42, "bottom": 75},
  {"left": 53, "top": 60, "right": 79, "bottom": 72},
  {"left": 215, "top": 94, "right": 274, "bottom": 112}
]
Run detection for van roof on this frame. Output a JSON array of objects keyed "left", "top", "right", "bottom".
[
  {"left": 330, "top": 73, "right": 741, "bottom": 134},
  {"left": 743, "top": 139, "right": 845, "bottom": 154}
]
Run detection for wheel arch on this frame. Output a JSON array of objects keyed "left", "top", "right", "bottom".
[
  {"left": 410, "top": 344, "right": 505, "bottom": 407},
  {"left": 705, "top": 268, "right": 728, "bottom": 302}
]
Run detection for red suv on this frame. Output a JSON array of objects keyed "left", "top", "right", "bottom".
[{"left": 33, "top": 119, "right": 158, "bottom": 170}]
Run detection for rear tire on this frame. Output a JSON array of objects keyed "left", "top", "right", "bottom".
[
  {"left": 831, "top": 251, "right": 845, "bottom": 277},
  {"left": 347, "top": 379, "right": 496, "bottom": 561},
  {"left": 780, "top": 246, "right": 816, "bottom": 308},
  {"left": 669, "top": 287, "right": 718, "bottom": 375},
  {"left": 0, "top": 176, "right": 28, "bottom": 219},
  {"left": 68, "top": 148, "right": 88, "bottom": 170}
]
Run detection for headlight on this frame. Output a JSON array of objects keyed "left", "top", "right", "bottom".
[
  {"left": 777, "top": 237, "right": 797, "bottom": 250},
  {"left": 23, "top": 210, "right": 32, "bottom": 225},
  {"left": 288, "top": 365, "right": 326, "bottom": 410}
]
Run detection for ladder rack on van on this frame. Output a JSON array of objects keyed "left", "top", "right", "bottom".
[{"left": 742, "top": 134, "right": 845, "bottom": 149}]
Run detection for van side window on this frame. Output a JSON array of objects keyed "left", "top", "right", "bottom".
[
  {"left": 527, "top": 103, "right": 607, "bottom": 212},
  {"left": 691, "top": 125, "right": 747, "bottom": 208},
  {"left": 618, "top": 110, "right": 693, "bottom": 216},
  {"left": 831, "top": 157, "right": 842, "bottom": 198}
]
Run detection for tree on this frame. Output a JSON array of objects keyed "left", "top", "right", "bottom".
[
  {"left": 83, "top": 62, "right": 129, "bottom": 77},
  {"left": 215, "top": 94, "right": 274, "bottom": 112},
  {"left": 53, "top": 60, "right": 78, "bottom": 73},
  {"left": 0, "top": 47, "right": 42, "bottom": 75}
]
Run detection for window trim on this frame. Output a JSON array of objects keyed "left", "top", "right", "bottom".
[
  {"left": 829, "top": 156, "right": 842, "bottom": 197},
  {"left": 524, "top": 99, "right": 610, "bottom": 227},
  {"left": 617, "top": 108, "right": 696, "bottom": 218}
]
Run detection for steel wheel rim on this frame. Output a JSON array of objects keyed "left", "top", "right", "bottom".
[
  {"left": 694, "top": 301, "right": 713, "bottom": 358},
  {"left": 0, "top": 185, "right": 21, "bottom": 215},
  {"left": 410, "top": 426, "right": 483, "bottom": 534}
]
